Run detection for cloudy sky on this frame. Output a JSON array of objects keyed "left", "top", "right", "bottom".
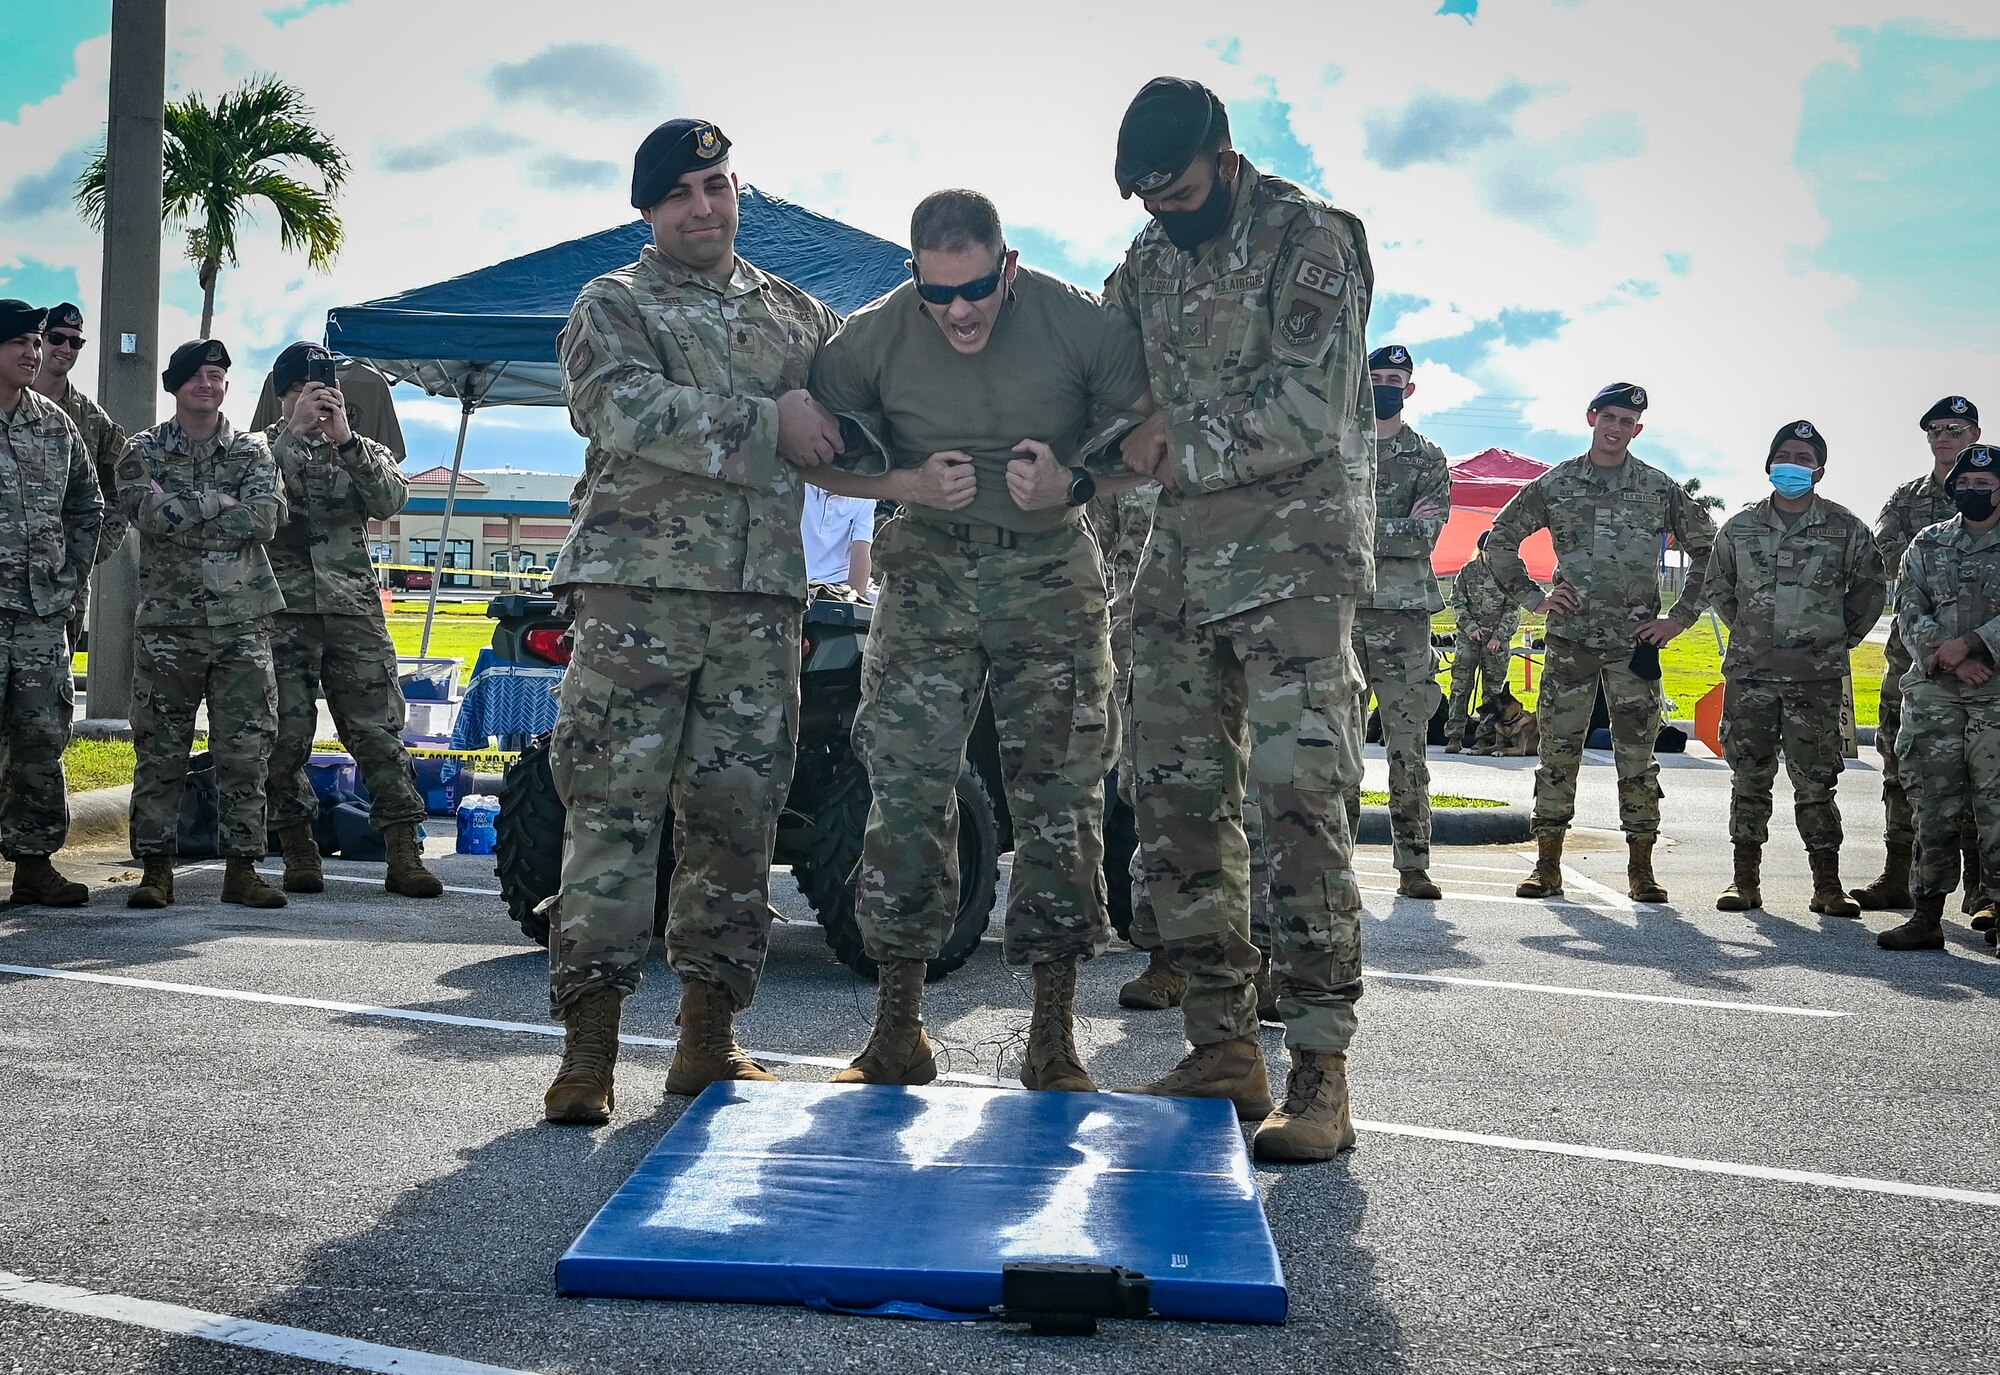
[{"left": 2, "top": 0, "right": 1995, "bottom": 520}]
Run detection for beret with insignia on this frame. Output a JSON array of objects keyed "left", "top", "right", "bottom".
[
  {"left": 1116, "top": 77, "right": 1221, "bottom": 199},
  {"left": 47, "top": 301, "right": 84, "bottom": 332},
  {"left": 1946, "top": 444, "right": 1999, "bottom": 488},
  {"left": 1767, "top": 418, "right": 1827, "bottom": 466},
  {"left": 1590, "top": 381, "right": 1648, "bottom": 414},
  {"left": 162, "top": 337, "right": 231, "bottom": 394},
  {"left": 272, "top": 340, "right": 331, "bottom": 397},
  {"left": 0, "top": 298, "right": 46, "bottom": 342},
  {"left": 1919, "top": 395, "right": 1978, "bottom": 430},
  {"left": 631, "top": 119, "right": 732, "bottom": 210},
  {"left": 1368, "top": 344, "right": 1413, "bottom": 372}
]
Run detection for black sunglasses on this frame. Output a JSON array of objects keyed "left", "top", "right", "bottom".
[
  {"left": 911, "top": 253, "right": 1009, "bottom": 306},
  {"left": 47, "top": 331, "right": 85, "bottom": 349}
]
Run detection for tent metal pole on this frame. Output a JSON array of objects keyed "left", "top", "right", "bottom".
[{"left": 421, "top": 398, "right": 474, "bottom": 657}]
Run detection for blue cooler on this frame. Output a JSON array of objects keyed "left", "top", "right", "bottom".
[
  {"left": 306, "top": 752, "right": 358, "bottom": 803},
  {"left": 406, "top": 736, "right": 475, "bottom": 816}
]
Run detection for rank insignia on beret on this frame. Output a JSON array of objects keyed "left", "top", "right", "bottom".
[
  {"left": 1134, "top": 169, "right": 1174, "bottom": 193},
  {"left": 1952, "top": 397, "right": 1969, "bottom": 414},
  {"left": 1629, "top": 387, "right": 1647, "bottom": 407},
  {"left": 695, "top": 125, "right": 720, "bottom": 158},
  {"left": 1794, "top": 422, "right": 1815, "bottom": 439},
  {"left": 204, "top": 342, "right": 224, "bottom": 362}
]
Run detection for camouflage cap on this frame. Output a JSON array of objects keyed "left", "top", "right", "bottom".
[
  {"left": 0, "top": 298, "right": 45, "bottom": 341},
  {"left": 1946, "top": 444, "right": 1998, "bottom": 488},
  {"left": 631, "top": 119, "right": 731, "bottom": 210},
  {"left": 162, "top": 337, "right": 230, "bottom": 393},
  {"left": 1115, "top": 77, "right": 1220, "bottom": 199},
  {"left": 1920, "top": 395, "right": 1978, "bottom": 430}
]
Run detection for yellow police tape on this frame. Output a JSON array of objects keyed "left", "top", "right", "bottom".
[
  {"left": 372, "top": 562, "right": 551, "bottom": 582},
  {"left": 405, "top": 745, "right": 522, "bottom": 770}
]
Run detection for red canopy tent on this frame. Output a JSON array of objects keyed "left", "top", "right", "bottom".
[{"left": 1434, "top": 447, "right": 1557, "bottom": 580}]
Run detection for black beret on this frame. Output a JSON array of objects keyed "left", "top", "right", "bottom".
[
  {"left": 1920, "top": 395, "right": 1978, "bottom": 430},
  {"left": 1767, "top": 419, "right": 1827, "bottom": 466},
  {"left": 1116, "top": 77, "right": 1220, "bottom": 199},
  {"left": 631, "top": 119, "right": 730, "bottom": 210},
  {"left": 1590, "top": 381, "right": 1648, "bottom": 414},
  {"left": 46, "top": 302, "right": 84, "bottom": 332},
  {"left": 1946, "top": 444, "right": 1998, "bottom": 489},
  {"left": 272, "top": 340, "right": 329, "bottom": 397},
  {"left": 0, "top": 298, "right": 45, "bottom": 341},
  {"left": 1369, "top": 344, "right": 1414, "bottom": 372},
  {"left": 162, "top": 338, "right": 230, "bottom": 394}
]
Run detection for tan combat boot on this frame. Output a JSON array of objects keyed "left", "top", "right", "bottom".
[
  {"left": 665, "top": 979, "right": 777, "bottom": 1096},
  {"left": 276, "top": 823, "right": 323, "bottom": 894},
  {"left": 1253, "top": 1049, "right": 1357, "bottom": 1162},
  {"left": 1117, "top": 947, "right": 1188, "bottom": 1011},
  {"left": 832, "top": 958, "right": 937, "bottom": 1086},
  {"left": 127, "top": 856, "right": 175, "bottom": 909},
  {"left": 1715, "top": 842, "right": 1761, "bottom": 912},
  {"left": 1807, "top": 848, "right": 1861, "bottom": 917},
  {"left": 1123, "top": 1036, "right": 1276, "bottom": 1122},
  {"left": 1972, "top": 894, "right": 1997, "bottom": 934},
  {"left": 544, "top": 987, "right": 621, "bottom": 1124},
  {"left": 1876, "top": 893, "right": 1947, "bottom": 952},
  {"left": 10, "top": 856, "right": 88, "bottom": 907},
  {"left": 1020, "top": 958, "right": 1096, "bottom": 1093},
  {"left": 1253, "top": 952, "right": 1278, "bottom": 1023},
  {"left": 382, "top": 822, "right": 444, "bottom": 899},
  {"left": 1627, "top": 836, "right": 1668, "bottom": 903},
  {"left": 1515, "top": 832, "right": 1565, "bottom": 899},
  {"left": 1850, "top": 841, "right": 1912, "bottom": 910},
  {"left": 1397, "top": 868, "right": 1442, "bottom": 900},
  {"left": 221, "top": 857, "right": 287, "bottom": 909}
]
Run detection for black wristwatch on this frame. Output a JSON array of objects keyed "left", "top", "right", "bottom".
[
  {"left": 336, "top": 435, "right": 361, "bottom": 456},
  {"left": 1066, "top": 467, "right": 1096, "bottom": 507}
]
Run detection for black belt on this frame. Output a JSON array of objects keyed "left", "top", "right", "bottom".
[{"left": 920, "top": 513, "right": 1080, "bottom": 549}]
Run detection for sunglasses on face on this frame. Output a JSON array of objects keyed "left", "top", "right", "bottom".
[
  {"left": 1927, "top": 423, "right": 1972, "bottom": 440},
  {"left": 911, "top": 255, "right": 1008, "bottom": 306},
  {"left": 47, "top": 332, "right": 84, "bottom": 349}
]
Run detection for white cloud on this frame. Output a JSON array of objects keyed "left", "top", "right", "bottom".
[
  {"left": 1406, "top": 361, "right": 1482, "bottom": 421},
  {"left": 1388, "top": 301, "right": 1476, "bottom": 345}
]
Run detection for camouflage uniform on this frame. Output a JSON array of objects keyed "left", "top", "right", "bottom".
[
  {"left": 1707, "top": 495, "right": 1887, "bottom": 849},
  {"left": 1486, "top": 453, "right": 1717, "bottom": 838},
  {"left": 1894, "top": 518, "right": 2000, "bottom": 899},
  {"left": 549, "top": 244, "right": 840, "bottom": 1015},
  {"left": 1871, "top": 473, "right": 1960, "bottom": 851},
  {"left": 0, "top": 390, "right": 103, "bottom": 857},
  {"left": 1447, "top": 551, "right": 1519, "bottom": 739},
  {"left": 811, "top": 267, "right": 1145, "bottom": 966},
  {"left": 262, "top": 423, "right": 427, "bottom": 831},
  {"left": 1347, "top": 424, "right": 1449, "bottom": 872},
  {"left": 50, "top": 381, "right": 127, "bottom": 631},
  {"left": 1103, "top": 161, "right": 1376, "bottom": 1054},
  {"left": 118, "top": 417, "right": 285, "bottom": 858}
]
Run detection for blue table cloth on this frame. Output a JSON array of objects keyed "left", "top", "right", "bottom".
[{"left": 448, "top": 664, "right": 565, "bottom": 752}]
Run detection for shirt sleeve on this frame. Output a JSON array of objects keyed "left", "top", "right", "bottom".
[
  {"left": 1375, "top": 436, "right": 1451, "bottom": 559},
  {"left": 61, "top": 421, "right": 103, "bottom": 585},
  {"left": 1842, "top": 524, "right": 1888, "bottom": 650},
  {"left": 1706, "top": 529, "right": 1739, "bottom": 631},
  {"left": 1895, "top": 542, "right": 1945, "bottom": 675},
  {"left": 808, "top": 320, "right": 895, "bottom": 475},
  {"left": 1485, "top": 480, "right": 1551, "bottom": 613},
  {"left": 1665, "top": 481, "right": 1719, "bottom": 627}
]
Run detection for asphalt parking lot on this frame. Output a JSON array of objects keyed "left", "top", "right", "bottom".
[{"left": 4, "top": 745, "right": 1998, "bottom": 1374}]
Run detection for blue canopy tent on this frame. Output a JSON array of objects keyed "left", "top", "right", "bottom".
[{"left": 321, "top": 186, "right": 910, "bottom": 648}]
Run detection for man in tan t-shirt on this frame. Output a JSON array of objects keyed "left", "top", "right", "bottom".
[{"left": 808, "top": 188, "right": 1151, "bottom": 1095}]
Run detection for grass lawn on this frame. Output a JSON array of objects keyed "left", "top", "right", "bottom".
[{"left": 65, "top": 736, "right": 348, "bottom": 792}]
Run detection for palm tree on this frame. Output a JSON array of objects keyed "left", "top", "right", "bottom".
[
  {"left": 77, "top": 76, "right": 348, "bottom": 336},
  {"left": 1681, "top": 476, "right": 1727, "bottom": 513}
]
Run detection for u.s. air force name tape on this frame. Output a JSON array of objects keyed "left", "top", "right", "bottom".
[
  {"left": 371, "top": 562, "right": 551, "bottom": 581},
  {"left": 404, "top": 746, "right": 521, "bottom": 770}
]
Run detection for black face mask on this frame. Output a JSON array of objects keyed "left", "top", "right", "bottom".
[
  {"left": 1956, "top": 488, "right": 1997, "bottom": 522},
  {"left": 1157, "top": 160, "right": 1233, "bottom": 251},
  {"left": 1372, "top": 384, "right": 1407, "bottom": 421}
]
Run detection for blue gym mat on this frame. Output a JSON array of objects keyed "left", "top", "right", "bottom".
[{"left": 556, "top": 1081, "right": 1287, "bottom": 1324}]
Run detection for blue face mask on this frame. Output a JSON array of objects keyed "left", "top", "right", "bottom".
[
  {"left": 1769, "top": 463, "right": 1817, "bottom": 499},
  {"left": 1372, "top": 384, "right": 1407, "bottom": 420}
]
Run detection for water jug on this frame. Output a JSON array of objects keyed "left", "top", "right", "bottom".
[{"left": 456, "top": 794, "right": 499, "bottom": 855}]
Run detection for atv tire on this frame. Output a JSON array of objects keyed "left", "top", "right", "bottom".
[
  {"left": 496, "top": 734, "right": 670, "bottom": 947},
  {"left": 804, "top": 748, "right": 999, "bottom": 982}
]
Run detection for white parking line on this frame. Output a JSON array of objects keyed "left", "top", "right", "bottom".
[
  {"left": 0, "top": 1270, "right": 539, "bottom": 1374},
  {"left": 2, "top": 963, "right": 1980, "bottom": 1213},
  {"left": 1359, "top": 968, "right": 1846, "bottom": 1018}
]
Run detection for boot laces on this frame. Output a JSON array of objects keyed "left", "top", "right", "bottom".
[
  {"left": 1029, "top": 964, "right": 1080, "bottom": 1068},
  {"left": 562, "top": 998, "right": 618, "bottom": 1078},
  {"left": 1283, "top": 1055, "right": 1329, "bottom": 1112}
]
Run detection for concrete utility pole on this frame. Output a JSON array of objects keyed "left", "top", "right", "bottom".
[{"left": 83, "top": 0, "right": 167, "bottom": 725}]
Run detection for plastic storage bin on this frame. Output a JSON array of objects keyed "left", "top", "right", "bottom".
[
  {"left": 397, "top": 657, "right": 462, "bottom": 702},
  {"left": 404, "top": 699, "right": 461, "bottom": 738}
]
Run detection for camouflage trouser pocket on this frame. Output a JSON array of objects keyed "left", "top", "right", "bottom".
[
  {"left": 1292, "top": 653, "right": 1360, "bottom": 794},
  {"left": 549, "top": 660, "right": 617, "bottom": 811},
  {"left": 1064, "top": 651, "right": 1115, "bottom": 781}
]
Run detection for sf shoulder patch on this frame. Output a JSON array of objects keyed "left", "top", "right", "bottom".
[{"left": 1271, "top": 252, "right": 1345, "bottom": 364}]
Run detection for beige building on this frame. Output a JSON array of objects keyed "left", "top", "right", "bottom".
[{"left": 370, "top": 467, "right": 574, "bottom": 590}]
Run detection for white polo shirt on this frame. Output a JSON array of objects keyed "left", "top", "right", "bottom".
[{"left": 803, "top": 487, "right": 877, "bottom": 584}]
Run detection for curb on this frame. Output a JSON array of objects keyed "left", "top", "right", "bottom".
[
  {"left": 1358, "top": 802, "right": 1531, "bottom": 847},
  {"left": 68, "top": 784, "right": 131, "bottom": 849},
  {"left": 73, "top": 717, "right": 134, "bottom": 742}
]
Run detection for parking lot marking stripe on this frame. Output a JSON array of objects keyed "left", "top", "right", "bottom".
[
  {"left": 0, "top": 964, "right": 1012, "bottom": 1089},
  {"left": 1359, "top": 968, "right": 1848, "bottom": 1018},
  {"left": 1360, "top": 883, "right": 1622, "bottom": 913},
  {"left": 257, "top": 868, "right": 505, "bottom": 898},
  {"left": 1351, "top": 1122, "right": 2000, "bottom": 1209},
  {"left": 0, "top": 1270, "right": 539, "bottom": 1375}
]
